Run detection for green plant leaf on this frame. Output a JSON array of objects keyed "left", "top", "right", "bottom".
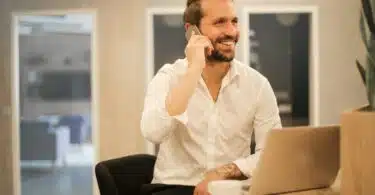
[
  {"left": 361, "top": 0, "right": 375, "bottom": 33},
  {"left": 368, "top": 34, "right": 375, "bottom": 69},
  {"left": 366, "top": 60, "right": 375, "bottom": 110},
  {"left": 360, "top": 12, "right": 370, "bottom": 50},
  {"left": 356, "top": 60, "right": 367, "bottom": 85}
]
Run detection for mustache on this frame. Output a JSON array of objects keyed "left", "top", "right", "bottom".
[{"left": 216, "top": 35, "right": 238, "bottom": 43}]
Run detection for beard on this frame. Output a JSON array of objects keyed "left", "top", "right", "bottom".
[
  {"left": 207, "top": 49, "right": 234, "bottom": 62},
  {"left": 207, "top": 35, "right": 238, "bottom": 63}
]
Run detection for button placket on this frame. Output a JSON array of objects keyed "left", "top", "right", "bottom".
[{"left": 206, "top": 107, "right": 218, "bottom": 170}]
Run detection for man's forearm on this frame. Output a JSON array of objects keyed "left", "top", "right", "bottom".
[
  {"left": 166, "top": 66, "right": 202, "bottom": 116},
  {"left": 207, "top": 163, "right": 248, "bottom": 180}
]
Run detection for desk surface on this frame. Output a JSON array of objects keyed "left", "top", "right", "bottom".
[
  {"left": 281, "top": 170, "right": 342, "bottom": 195},
  {"left": 284, "top": 188, "right": 339, "bottom": 195},
  {"left": 244, "top": 171, "right": 342, "bottom": 195}
]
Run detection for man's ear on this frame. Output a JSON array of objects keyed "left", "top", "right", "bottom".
[{"left": 184, "top": 23, "right": 192, "bottom": 31}]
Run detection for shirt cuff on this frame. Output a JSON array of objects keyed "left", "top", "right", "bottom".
[
  {"left": 233, "top": 153, "right": 261, "bottom": 179},
  {"left": 172, "top": 112, "right": 188, "bottom": 125},
  {"left": 233, "top": 158, "right": 252, "bottom": 178}
]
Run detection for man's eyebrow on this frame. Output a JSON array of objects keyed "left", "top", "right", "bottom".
[{"left": 212, "top": 16, "right": 238, "bottom": 22}]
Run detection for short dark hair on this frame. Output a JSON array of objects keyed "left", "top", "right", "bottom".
[
  {"left": 183, "top": 0, "right": 234, "bottom": 26},
  {"left": 183, "top": 0, "right": 203, "bottom": 26}
]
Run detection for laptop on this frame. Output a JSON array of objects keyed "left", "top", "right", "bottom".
[{"left": 248, "top": 125, "right": 340, "bottom": 195}]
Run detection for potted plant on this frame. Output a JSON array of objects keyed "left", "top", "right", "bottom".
[{"left": 340, "top": 0, "right": 375, "bottom": 194}]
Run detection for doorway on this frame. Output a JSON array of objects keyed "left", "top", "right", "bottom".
[
  {"left": 241, "top": 6, "right": 320, "bottom": 126},
  {"left": 12, "top": 11, "right": 98, "bottom": 195}
]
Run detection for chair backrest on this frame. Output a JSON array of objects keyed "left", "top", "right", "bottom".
[{"left": 95, "top": 154, "right": 156, "bottom": 195}]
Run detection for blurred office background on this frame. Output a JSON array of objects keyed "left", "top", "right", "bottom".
[{"left": 0, "top": 0, "right": 367, "bottom": 195}]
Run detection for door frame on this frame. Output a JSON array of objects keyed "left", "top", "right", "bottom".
[
  {"left": 145, "top": 7, "right": 185, "bottom": 155},
  {"left": 11, "top": 9, "right": 99, "bottom": 195},
  {"left": 241, "top": 5, "right": 320, "bottom": 126}
]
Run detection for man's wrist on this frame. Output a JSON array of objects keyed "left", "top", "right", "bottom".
[
  {"left": 187, "top": 64, "right": 203, "bottom": 75},
  {"left": 183, "top": 66, "right": 202, "bottom": 85},
  {"left": 204, "top": 169, "right": 226, "bottom": 181},
  {"left": 208, "top": 163, "right": 247, "bottom": 180}
]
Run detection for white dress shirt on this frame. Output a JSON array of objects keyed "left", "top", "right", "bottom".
[{"left": 141, "top": 58, "right": 282, "bottom": 186}]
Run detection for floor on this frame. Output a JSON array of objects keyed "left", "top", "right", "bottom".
[
  {"left": 21, "top": 144, "right": 94, "bottom": 195},
  {"left": 66, "top": 144, "right": 94, "bottom": 166},
  {"left": 21, "top": 166, "right": 93, "bottom": 195}
]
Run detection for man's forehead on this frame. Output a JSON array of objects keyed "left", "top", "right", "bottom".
[
  {"left": 200, "top": 0, "right": 232, "bottom": 5},
  {"left": 200, "top": 0, "right": 235, "bottom": 17}
]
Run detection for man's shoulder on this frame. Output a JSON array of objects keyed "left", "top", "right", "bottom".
[
  {"left": 156, "top": 58, "right": 188, "bottom": 75},
  {"left": 232, "top": 59, "right": 268, "bottom": 84}
]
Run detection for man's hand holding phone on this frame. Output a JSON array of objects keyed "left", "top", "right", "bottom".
[
  {"left": 165, "top": 26, "right": 214, "bottom": 117},
  {"left": 185, "top": 29, "right": 214, "bottom": 72}
]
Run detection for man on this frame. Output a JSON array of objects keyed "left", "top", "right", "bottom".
[{"left": 141, "top": 0, "right": 282, "bottom": 194}]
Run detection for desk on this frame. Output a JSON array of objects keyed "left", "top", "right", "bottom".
[
  {"left": 244, "top": 176, "right": 341, "bottom": 195},
  {"left": 283, "top": 188, "right": 339, "bottom": 195},
  {"left": 245, "top": 186, "right": 340, "bottom": 195},
  {"left": 283, "top": 174, "right": 341, "bottom": 195}
]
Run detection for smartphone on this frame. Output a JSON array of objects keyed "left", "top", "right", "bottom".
[
  {"left": 185, "top": 25, "right": 213, "bottom": 57},
  {"left": 185, "top": 25, "right": 202, "bottom": 41}
]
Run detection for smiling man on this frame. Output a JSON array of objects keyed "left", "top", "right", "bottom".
[{"left": 140, "top": 0, "right": 282, "bottom": 194}]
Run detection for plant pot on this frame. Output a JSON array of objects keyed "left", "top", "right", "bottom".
[{"left": 340, "top": 105, "right": 375, "bottom": 195}]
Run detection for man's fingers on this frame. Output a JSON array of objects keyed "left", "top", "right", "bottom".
[
  {"left": 189, "top": 35, "right": 211, "bottom": 45},
  {"left": 195, "top": 186, "right": 210, "bottom": 195},
  {"left": 188, "top": 35, "right": 213, "bottom": 56},
  {"left": 193, "top": 187, "right": 199, "bottom": 195},
  {"left": 189, "top": 39, "right": 213, "bottom": 51},
  {"left": 194, "top": 186, "right": 203, "bottom": 195},
  {"left": 205, "top": 47, "right": 212, "bottom": 56}
]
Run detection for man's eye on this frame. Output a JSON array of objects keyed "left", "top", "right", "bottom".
[{"left": 214, "top": 19, "right": 226, "bottom": 25}]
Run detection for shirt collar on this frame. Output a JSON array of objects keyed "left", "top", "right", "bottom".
[
  {"left": 182, "top": 58, "right": 240, "bottom": 78},
  {"left": 220, "top": 59, "right": 240, "bottom": 89},
  {"left": 182, "top": 58, "right": 241, "bottom": 85},
  {"left": 228, "top": 59, "right": 240, "bottom": 81}
]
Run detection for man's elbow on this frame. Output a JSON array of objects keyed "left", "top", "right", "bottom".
[
  {"left": 140, "top": 121, "right": 166, "bottom": 144},
  {"left": 141, "top": 127, "right": 162, "bottom": 144},
  {"left": 165, "top": 100, "right": 187, "bottom": 117}
]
